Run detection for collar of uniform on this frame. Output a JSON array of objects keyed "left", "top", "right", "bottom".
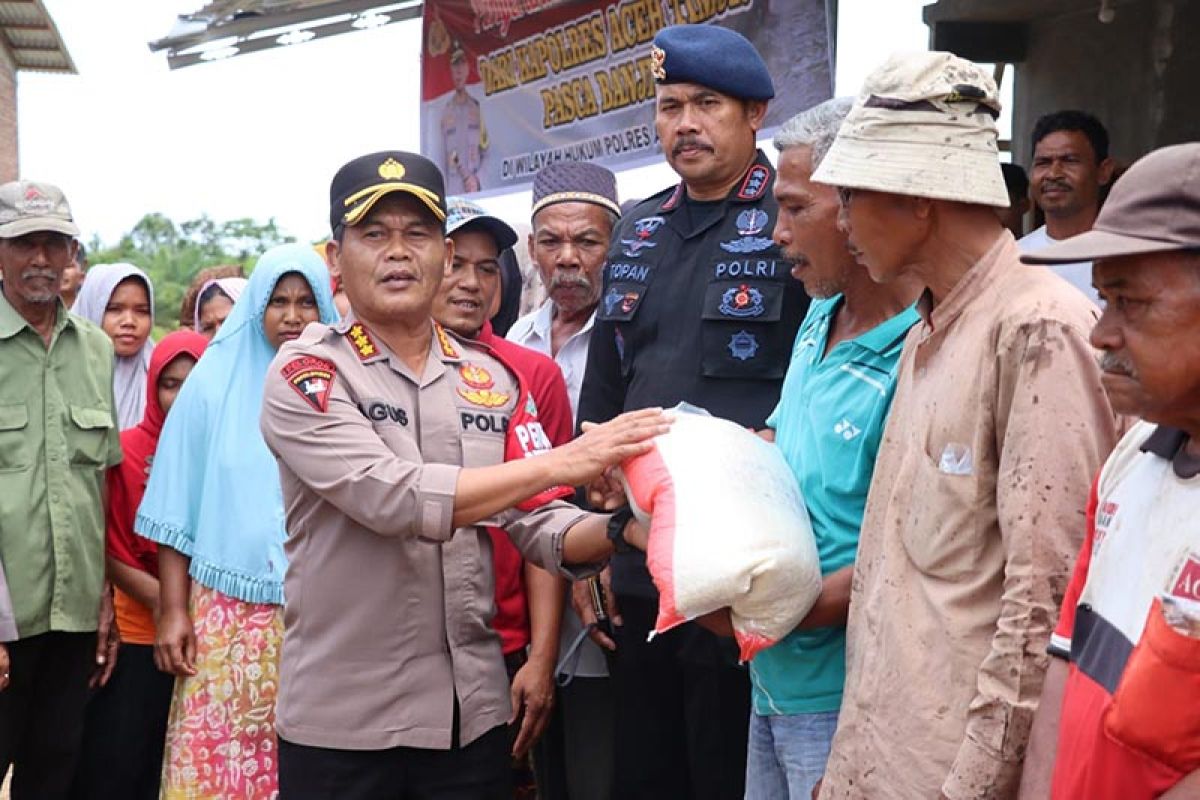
[
  {"left": 658, "top": 149, "right": 774, "bottom": 213},
  {"left": 1140, "top": 425, "right": 1200, "bottom": 479},
  {"left": 854, "top": 302, "right": 921, "bottom": 355},
  {"left": 915, "top": 231, "right": 1011, "bottom": 336},
  {"left": 0, "top": 289, "right": 72, "bottom": 340}
]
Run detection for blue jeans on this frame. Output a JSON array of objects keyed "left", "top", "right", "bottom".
[{"left": 744, "top": 710, "right": 839, "bottom": 800}]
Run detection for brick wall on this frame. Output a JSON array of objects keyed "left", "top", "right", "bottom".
[{"left": 0, "top": 41, "right": 16, "bottom": 183}]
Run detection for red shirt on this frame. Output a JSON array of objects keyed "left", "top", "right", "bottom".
[
  {"left": 1050, "top": 422, "right": 1200, "bottom": 799},
  {"left": 478, "top": 324, "right": 574, "bottom": 655}
]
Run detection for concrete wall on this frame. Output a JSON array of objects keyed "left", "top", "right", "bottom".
[
  {"left": 0, "top": 39, "right": 16, "bottom": 183},
  {"left": 1010, "top": 0, "right": 1200, "bottom": 170}
]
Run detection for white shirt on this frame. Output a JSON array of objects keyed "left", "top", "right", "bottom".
[
  {"left": 507, "top": 299, "right": 608, "bottom": 678},
  {"left": 1018, "top": 225, "right": 1102, "bottom": 306},
  {"left": 507, "top": 300, "right": 596, "bottom": 425}
]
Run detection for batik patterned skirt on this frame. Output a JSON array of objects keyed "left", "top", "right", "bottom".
[{"left": 160, "top": 583, "right": 283, "bottom": 799}]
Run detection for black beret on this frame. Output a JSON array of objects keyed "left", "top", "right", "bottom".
[
  {"left": 531, "top": 162, "right": 621, "bottom": 219},
  {"left": 329, "top": 151, "right": 446, "bottom": 232},
  {"left": 651, "top": 24, "right": 774, "bottom": 102}
]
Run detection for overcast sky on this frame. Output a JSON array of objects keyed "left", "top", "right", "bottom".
[{"left": 17, "top": 0, "right": 1002, "bottom": 246}]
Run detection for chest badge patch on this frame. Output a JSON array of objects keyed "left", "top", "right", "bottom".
[
  {"left": 720, "top": 209, "right": 774, "bottom": 253},
  {"left": 736, "top": 165, "right": 770, "bottom": 201},
  {"left": 282, "top": 356, "right": 337, "bottom": 412},
  {"left": 604, "top": 286, "right": 641, "bottom": 316},
  {"left": 719, "top": 284, "right": 765, "bottom": 318},
  {"left": 457, "top": 362, "right": 510, "bottom": 408},
  {"left": 621, "top": 215, "right": 665, "bottom": 258},
  {"left": 728, "top": 331, "right": 759, "bottom": 361}
]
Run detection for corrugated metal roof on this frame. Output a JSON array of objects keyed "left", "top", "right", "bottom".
[{"left": 0, "top": 0, "right": 74, "bottom": 73}]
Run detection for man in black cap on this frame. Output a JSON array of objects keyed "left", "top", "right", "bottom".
[
  {"left": 577, "top": 23, "right": 810, "bottom": 799},
  {"left": 260, "top": 150, "right": 669, "bottom": 799}
]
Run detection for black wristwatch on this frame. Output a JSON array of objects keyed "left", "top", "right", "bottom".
[{"left": 606, "top": 506, "right": 635, "bottom": 554}]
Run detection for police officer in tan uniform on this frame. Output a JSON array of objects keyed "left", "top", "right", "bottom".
[{"left": 259, "top": 151, "right": 665, "bottom": 800}]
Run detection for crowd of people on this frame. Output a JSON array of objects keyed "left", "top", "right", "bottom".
[{"left": 0, "top": 20, "right": 1197, "bottom": 800}]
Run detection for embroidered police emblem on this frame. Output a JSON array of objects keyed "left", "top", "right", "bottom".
[
  {"left": 634, "top": 216, "right": 665, "bottom": 237},
  {"left": 457, "top": 363, "right": 510, "bottom": 408},
  {"left": 650, "top": 45, "right": 666, "bottom": 81},
  {"left": 604, "top": 286, "right": 641, "bottom": 316},
  {"left": 728, "top": 331, "right": 759, "bottom": 361},
  {"left": 736, "top": 209, "right": 769, "bottom": 236},
  {"left": 718, "top": 284, "right": 765, "bottom": 318},
  {"left": 282, "top": 356, "right": 337, "bottom": 412},
  {"left": 621, "top": 215, "right": 665, "bottom": 257},
  {"left": 719, "top": 236, "right": 774, "bottom": 254}
]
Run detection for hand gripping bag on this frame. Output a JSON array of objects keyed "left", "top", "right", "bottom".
[{"left": 619, "top": 405, "right": 822, "bottom": 661}]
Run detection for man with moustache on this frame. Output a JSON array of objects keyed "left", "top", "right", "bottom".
[
  {"left": 433, "top": 196, "right": 576, "bottom": 782},
  {"left": 1018, "top": 143, "right": 1200, "bottom": 800},
  {"left": 0, "top": 180, "right": 122, "bottom": 799},
  {"left": 506, "top": 161, "right": 622, "bottom": 800},
  {"left": 260, "top": 151, "right": 667, "bottom": 798},
  {"left": 736, "top": 97, "right": 920, "bottom": 799},
  {"left": 809, "top": 54, "right": 1118, "bottom": 800},
  {"left": 1019, "top": 111, "right": 1115, "bottom": 303},
  {"left": 577, "top": 24, "right": 810, "bottom": 799}
]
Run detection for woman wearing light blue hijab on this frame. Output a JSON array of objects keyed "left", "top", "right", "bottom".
[{"left": 135, "top": 243, "right": 337, "bottom": 799}]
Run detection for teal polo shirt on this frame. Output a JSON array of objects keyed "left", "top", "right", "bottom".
[{"left": 751, "top": 295, "right": 918, "bottom": 716}]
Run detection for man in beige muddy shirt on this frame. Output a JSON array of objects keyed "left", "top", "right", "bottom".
[{"left": 810, "top": 53, "right": 1119, "bottom": 799}]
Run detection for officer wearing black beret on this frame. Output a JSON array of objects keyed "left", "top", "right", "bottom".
[{"left": 577, "top": 23, "right": 810, "bottom": 800}]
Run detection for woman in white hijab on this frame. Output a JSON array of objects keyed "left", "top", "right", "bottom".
[{"left": 71, "top": 263, "right": 156, "bottom": 430}]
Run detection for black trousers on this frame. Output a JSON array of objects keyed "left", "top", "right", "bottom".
[
  {"left": 278, "top": 724, "right": 510, "bottom": 800},
  {"left": 0, "top": 631, "right": 95, "bottom": 800},
  {"left": 69, "top": 643, "right": 175, "bottom": 800},
  {"left": 534, "top": 674, "right": 616, "bottom": 800},
  {"left": 611, "top": 595, "right": 750, "bottom": 800}
]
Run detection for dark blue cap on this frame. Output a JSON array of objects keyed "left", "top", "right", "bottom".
[{"left": 651, "top": 24, "right": 774, "bottom": 102}]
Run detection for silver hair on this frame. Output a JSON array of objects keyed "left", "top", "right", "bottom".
[{"left": 773, "top": 97, "right": 855, "bottom": 169}]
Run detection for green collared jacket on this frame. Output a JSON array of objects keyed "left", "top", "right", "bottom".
[{"left": 0, "top": 289, "right": 122, "bottom": 638}]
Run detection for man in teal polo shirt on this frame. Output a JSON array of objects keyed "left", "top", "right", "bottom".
[
  {"left": 746, "top": 100, "right": 921, "bottom": 799},
  {"left": 0, "top": 180, "right": 122, "bottom": 800}
]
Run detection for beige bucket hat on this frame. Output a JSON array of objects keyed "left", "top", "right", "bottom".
[{"left": 812, "top": 51, "right": 1009, "bottom": 208}]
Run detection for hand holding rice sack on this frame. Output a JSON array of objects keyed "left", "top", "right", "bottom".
[{"left": 615, "top": 405, "right": 823, "bottom": 661}]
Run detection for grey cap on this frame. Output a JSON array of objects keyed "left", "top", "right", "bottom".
[
  {"left": 1021, "top": 143, "right": 1200, "bottom": 265},
  {"left": 0, "top": 180, "right": 81, "bottom": 238}
]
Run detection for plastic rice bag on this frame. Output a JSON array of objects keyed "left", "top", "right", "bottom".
[{"left": 618, "top": 404, "right": 822, "bottom": 661}]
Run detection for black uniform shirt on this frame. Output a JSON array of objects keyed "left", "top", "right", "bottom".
[{"left": 578, "top": 150, "right": 810, "bottom": 597}]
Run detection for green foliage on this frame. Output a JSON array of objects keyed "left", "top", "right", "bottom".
[{"left": 87, "top": 213, "right": 296, "bottom": 331}]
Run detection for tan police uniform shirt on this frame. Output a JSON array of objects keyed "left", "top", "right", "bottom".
[
  {"left": 819, "top": 233, "right": 1120, "bottom": 800},
  {"left": 260, "top": 315, "right": 590, "bottom": 751}
]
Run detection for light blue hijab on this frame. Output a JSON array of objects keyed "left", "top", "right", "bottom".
[{"left": 135, "top": 244, "right": 338, "bottom": 605}]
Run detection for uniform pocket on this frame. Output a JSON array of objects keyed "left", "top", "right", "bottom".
[
  {"left": 0, "top": 403, "right": 31, "bottom": 472},
  {"left": 1103, "top": 598, "right": 1200, "bottom": 774},
  {"left": 68, "top": 405, "right": 113, "bottom": 466},
  {"left": 699, "top": 281, "right": 786, "bottom": 379},
  {"left": 899, "top": 444, "right": 985, "bottom": 579}
]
